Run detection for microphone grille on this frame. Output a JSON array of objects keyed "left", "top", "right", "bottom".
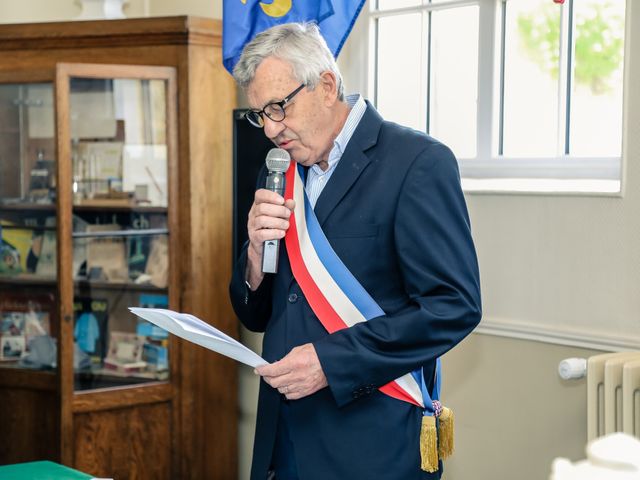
[{"left": 265, "top": 148, "right": 291, "bottom": 173}]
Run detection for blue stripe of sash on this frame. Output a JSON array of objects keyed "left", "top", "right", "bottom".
[{"left": 299, "top": 165, "right": 384, "bottom": 320}]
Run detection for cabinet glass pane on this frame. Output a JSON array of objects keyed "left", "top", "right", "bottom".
[
  {"left": 68, "top": 77, "right": 170, "bottom": 391},
  {"left": 0, "top": 82, "right": 58, "bottom": 374}
]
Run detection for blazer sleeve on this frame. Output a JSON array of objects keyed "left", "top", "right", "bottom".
[
  {"left": 229, "top": 245, "right": 275, "bottom": 332},
  {"left": 313, "top": 142, "right": 482, "bottom": 408},
  {"left": 229, "top": 164, "right": 275, "bottom": 332}
]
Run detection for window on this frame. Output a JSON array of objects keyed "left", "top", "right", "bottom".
[{"left": 370, "top": 0, "right": 627, "bottom": 193}]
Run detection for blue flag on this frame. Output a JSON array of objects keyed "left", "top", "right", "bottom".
[
  {"left": 316, "top": 0, "right": 367, "bottom": 60},
  {"left": 222, "top": 0, "right": 366, "bottom": 74}
]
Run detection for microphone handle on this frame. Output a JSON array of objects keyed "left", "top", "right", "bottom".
[
  {"left": 265, "top": 170, "right": 285, "bottom": 196},
  {"left": 262, "top": 171, "right": 286, "bottom": 273}
]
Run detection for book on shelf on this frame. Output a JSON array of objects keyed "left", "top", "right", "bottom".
[
  {"left": 0, "top": 293, "right": 55, "bottom": 362},
  {"left": 85, "top": 224, "right": 128, "bottom": 282},
  {"left": 103, "top": 358, "right": 147, "bottom": 374},
  {"left": 35, "top": 216, "right": 57, "bottom": 277},
  {"left": 0, "top": 294, "right": 54, "bottom": 330},
  {"left": 0, "top": 221, "right": 35, "bottom": 275},
  {"left": 72, "top": 214, "right": 89, "bottom": 278},
  {"left": 102, "top": 331, "right": 147, "bottom": 376},
  {"left": 0, "top": 216, "right": 58, "bottom": 277},
  {"left": 0, "top": 335, "right": 26, "bottom": 361},
  {"left": 73, "top": 297, "right": 109, "bottom": 364},
  {"left": 144, "top": 235, "right": 168, "bottom": 288}
]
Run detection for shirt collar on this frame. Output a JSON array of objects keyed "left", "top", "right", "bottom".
[{"left": 311, "top": 93, "right": 366, "bottom": 175}]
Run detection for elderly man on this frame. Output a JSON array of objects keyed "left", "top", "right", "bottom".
[{"left": 229, "top": 22, "right": 481, "bottom": 480}]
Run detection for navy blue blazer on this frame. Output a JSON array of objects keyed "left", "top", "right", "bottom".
[{"left": 230, "top": 103, "right": 481, "bottom": 480}]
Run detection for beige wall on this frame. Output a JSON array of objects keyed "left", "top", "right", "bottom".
[
  {"left": 466, "top": 0, "right": 639, "bottom": 346},
  {"left": 149, "top": 0, "right": 221, "bottom": 19},
  {"left": 441, "top": 334, "right": 601, "bottom": 480},
  {"left": 0, "top": 0, "right": 219, "bottom": 23}
]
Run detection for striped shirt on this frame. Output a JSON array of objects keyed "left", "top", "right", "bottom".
[{"left": 305, "top": 94, "right": 366, "bottom": 208}]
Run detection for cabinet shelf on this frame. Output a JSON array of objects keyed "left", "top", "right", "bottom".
[
  {"left": 72, "top": 227, "right": 169, "bottom": 238},
  {"left": 0, "top": 275, "right": 167, "bottom": 292},
  {"left": 0, "top": 203, "right": 56, "bottom": 212},
  {"left": 0, "top": 203, "right": 167, "bottom": 213}
]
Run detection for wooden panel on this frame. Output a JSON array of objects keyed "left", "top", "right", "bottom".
[
  {"left": 0, "top": 45, "right": 183, "bottom": 74},
  {"left": 0, "top": 369, "right": 56, "bottom": 390},
  {"left": 72, "top": 383, "right": 172, "bottom": 413},
  {"left": 0, "top": 387, "right": 59, "bottom": 464},
  {"left": 54, "top": 60, "right": 75, "bottom": 467},
  {"left": 178, "top": 40, "right": 238, "bottom": 480},
  {"left": 73, "top": 403, "right": 171, "bottom": 479},
  {"left": 0, "top": 17, "right": 221, "bottom": 51}
]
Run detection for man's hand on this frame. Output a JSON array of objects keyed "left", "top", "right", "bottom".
[
  {"left": 256, "top": 343, "right": 328, "bottom": 400},
  {"left": 246, "top": 189, "right": 295, "bottom": 290}
]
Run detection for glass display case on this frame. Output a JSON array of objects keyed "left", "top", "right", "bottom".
[{"left": 0, "top": 17, "right": 237, "bottom": 479}]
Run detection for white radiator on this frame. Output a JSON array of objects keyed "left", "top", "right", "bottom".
[{"left": 587, "top": 352, "right": 640, "bottom": 441}]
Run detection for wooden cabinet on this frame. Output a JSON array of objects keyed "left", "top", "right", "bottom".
[{"left": 0, "top": 17, "right": 237, "bottom": 479}]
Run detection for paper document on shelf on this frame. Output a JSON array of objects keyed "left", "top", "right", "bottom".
[{"left": 128, "top": 307, "right": 267, "bottom": 368}]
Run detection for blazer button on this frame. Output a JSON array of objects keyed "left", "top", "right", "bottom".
[{"left": 288, "top": 293, "right": 298, "bottom": 304}]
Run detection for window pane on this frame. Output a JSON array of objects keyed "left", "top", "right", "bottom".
[
  {"left": 429, "top": 6, "right": 479, "bottom": 158},
  {"left": 376, "top": 13, "right": 426, "bottom": 131},
  {"left": 377, "top": 0, "right": 421, "bottom": 10},
  {"left": 503, "top": 0, "right": 561, "bottom": 157},
  {"left": 569, "top": 0, "right": 625, "bottom": 157}
]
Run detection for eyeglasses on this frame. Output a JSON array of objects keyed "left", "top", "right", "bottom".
[{"left": 244, "top": 83, "right": 306, "bottom": 128}]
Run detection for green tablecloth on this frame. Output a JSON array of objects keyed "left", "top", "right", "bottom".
[{"left": 0, "top": 461, "right": 93, "bottom": 479}]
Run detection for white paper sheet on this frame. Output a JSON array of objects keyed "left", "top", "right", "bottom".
[{"left": 128, "top": 307, "right": 267, "bottom": 368}]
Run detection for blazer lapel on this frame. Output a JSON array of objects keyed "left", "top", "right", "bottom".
[{"left": 313, "top": 102, "right": 384, "bottom": 226}]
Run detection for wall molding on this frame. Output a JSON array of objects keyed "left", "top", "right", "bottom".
[{"left": 476, "top": 317, "right": 640, "bottom": 352}]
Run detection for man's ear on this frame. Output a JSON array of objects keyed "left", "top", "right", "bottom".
[{"left": 319, "top": 70, "right": 339, "bottom": 106}]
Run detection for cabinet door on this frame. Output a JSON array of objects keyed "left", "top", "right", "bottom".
[
  {"left": 0, "top": 77, "right": 60, "bottom": 463},
  {"left": 55, "top": 64, "right": 178, "bottom": 473}
]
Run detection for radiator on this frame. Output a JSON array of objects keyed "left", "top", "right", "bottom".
[{"left": 587, "top": 352, "right": 640, "bottom": 441}]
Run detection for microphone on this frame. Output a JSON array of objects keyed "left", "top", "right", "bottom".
[{"left": 262, "top": 148, "right": 291, "bottom": 274}]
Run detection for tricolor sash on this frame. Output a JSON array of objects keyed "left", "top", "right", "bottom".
[{"left": 283, "top": 163, "right": 453, "bottom": 472}]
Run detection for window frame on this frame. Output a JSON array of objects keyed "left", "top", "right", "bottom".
[{"left": 367, "top": 0, "right": 627, "bottom": 194}]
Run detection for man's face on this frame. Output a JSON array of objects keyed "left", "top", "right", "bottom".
[{"left": 246, "top": 57, "right": 334, "bottom": 167}]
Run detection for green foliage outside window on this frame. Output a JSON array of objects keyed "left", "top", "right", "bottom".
[{"left": 518, "top": 1, "right": 624, "bottom": 94}]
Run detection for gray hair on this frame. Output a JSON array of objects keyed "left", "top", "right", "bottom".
[{"left": 233, "top": 22, "right": 345, "bottom": 101}]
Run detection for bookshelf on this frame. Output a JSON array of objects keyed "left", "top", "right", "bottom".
[{"left": 0, "top": 17, "right": 237, "bottom": 479}]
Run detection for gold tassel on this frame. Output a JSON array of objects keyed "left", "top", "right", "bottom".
[
  {"left": 437, "top": 407, "right": 454, "bottom": 460},
  {"left": 420, "top": 415, "right": 439, "bottom": 473}
]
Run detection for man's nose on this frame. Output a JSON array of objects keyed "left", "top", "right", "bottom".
[{"left": 263, "top": 116, "right": 285, "bottom": 140}]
